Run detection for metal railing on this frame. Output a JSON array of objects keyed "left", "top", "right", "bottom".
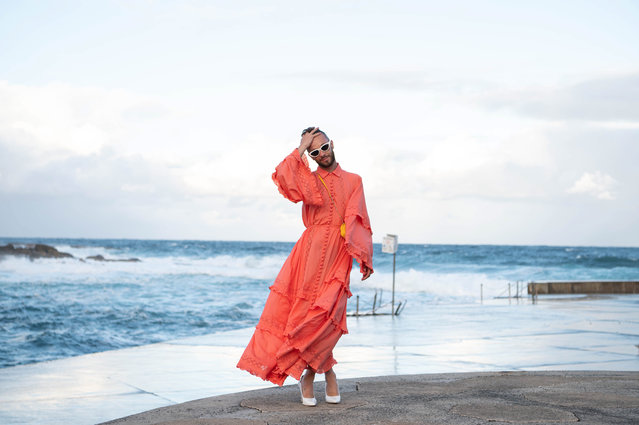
[{"left": 347, "top": 289, "right": 406, "bottom": 316}]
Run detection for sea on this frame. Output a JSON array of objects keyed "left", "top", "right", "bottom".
[{"left": 1, "top": 237, "right": 638, "bottom": 370}]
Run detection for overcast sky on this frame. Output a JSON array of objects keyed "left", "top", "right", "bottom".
[{"left": 1, "top": 0, "right": 638, "bottom": 246}]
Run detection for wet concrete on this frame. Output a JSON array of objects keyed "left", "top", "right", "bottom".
[{"left": 101, "top": 371, "right": 639, "bottom": 425}]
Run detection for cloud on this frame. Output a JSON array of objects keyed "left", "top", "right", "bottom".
[
  {"left": 567, "top": 171, "right": 617, "bottom": 200},
  {"left": 353, "top": 128, "right": 557, "bottom": 204},
  {"left": 0, "top": 80, "right": 298, "bottom": 239},
  {"left": 0, "top": 80, "right": 275, "bottom": 199},
  {"left": 0, "top": 81, "right": 182, "bottom": 199},
  {"left": 281, "top": 69, "right": 493, "bottom": 94},
  {"left": 483, "top": 72, "right": 639, "bottom": 122},
  {"left": 0, "top": 80, "right": 173, "bottom": 157},
  {"left": 0, "top": 77, "right": 637, "bottom": 244}
]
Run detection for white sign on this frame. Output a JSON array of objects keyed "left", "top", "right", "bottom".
[{"left": 382, "top": 234, "right": 398, "bottom": 254}]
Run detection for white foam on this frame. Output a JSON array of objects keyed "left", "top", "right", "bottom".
[
  {"left": 0, "top": 253, "right": 288, "bottom": 283},
  {"left": 53, "top": 244, "right": 114, "bottom": 259},
  {"left": 138, "top": 254, "right": 288, "bottom": 280},
  {"left": 1, "top": 249, "right": 516, "bottom": 298},
  {"left": 350, "top": 267, "right": 513, "bottom": 298}
]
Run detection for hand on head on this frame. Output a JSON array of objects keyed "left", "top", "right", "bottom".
[{"left": 298, "top": 127, "right": 322, "bottom": 156}]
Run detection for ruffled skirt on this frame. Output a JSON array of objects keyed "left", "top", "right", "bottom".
[{"left": 236, "top": 225, "right": 352, "bottom": 385}]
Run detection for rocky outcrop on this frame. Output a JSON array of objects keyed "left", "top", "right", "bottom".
[
  {"left": 0, "top": 243, "right": 74, "bottom": 259},
  {"left": 0, "top": 243, "right": 141, "bottom": 262},
  {"left": 86, "top": 255, "right": 141, "bottom": 263}
]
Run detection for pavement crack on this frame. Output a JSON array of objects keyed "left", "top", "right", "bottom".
[
  {"left": 118, "top": 381, "right": 176, "bottom": 404},
  {"left": 240, "top": 399, "right": 264, "bottom": 413}
]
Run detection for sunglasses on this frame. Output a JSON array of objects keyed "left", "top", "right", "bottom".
[{"left": 309, "top": 141, "right": 331, "bottom": 158}]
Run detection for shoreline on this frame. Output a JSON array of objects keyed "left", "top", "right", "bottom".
[
  {"left": 0, "top": 292, "right": 626, "bottom": 370},
  {"left": 1, "top": 292, "right": 634, "bottom": 370}
]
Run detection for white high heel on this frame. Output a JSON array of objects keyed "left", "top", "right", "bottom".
[
  {"left": 325, "top": 384, "right": 341, "bottom": 404},
  {"left": 298, "top": 374, "right": 317, "bottom": 407}
]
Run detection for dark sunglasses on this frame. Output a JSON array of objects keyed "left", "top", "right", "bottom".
[{"left": 309, "top": 141, "right": 331, "bottom": 158}]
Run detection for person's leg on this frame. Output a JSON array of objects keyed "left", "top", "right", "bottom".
[
  {"left": 325, "top": 368, "right": 339, "bottom": 396},
  {"left": 301, "top": 367, "right": 316, "bottom": 398}
]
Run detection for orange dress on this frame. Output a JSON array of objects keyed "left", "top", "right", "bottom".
[{"left": 236, "top": 149, "right": 374, "bottom": 385}]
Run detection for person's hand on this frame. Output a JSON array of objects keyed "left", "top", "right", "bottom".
[
  {"left": 298, "top": 127, "right": 320, "bottom": 157},
  {"left": 361, "top": 265, "right": 373, "bottom": 281}
]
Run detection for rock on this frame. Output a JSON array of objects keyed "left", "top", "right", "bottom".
[
  {"left": 0, "top": 243, "right": 141, "bottom": 262},
  {"left": 86, "top": 254, "right": 141, "bottom": 262},
  {"left": 0, "top": 243, "right": 74, "bottom": 260}
]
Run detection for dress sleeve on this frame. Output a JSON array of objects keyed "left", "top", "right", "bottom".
[
  {"left": 344, "top": 176, "right": 374, "bottom": 273},
  {"left": 272, "top": 149, "right": 323, "bottom": 205}
]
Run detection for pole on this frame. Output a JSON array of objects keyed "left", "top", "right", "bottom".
[
  {"left": 372, "top": 291, "right": 377, "bottom": 314},
  {"left": 392, "top": 251, "right": 396, "bottom": 316}
]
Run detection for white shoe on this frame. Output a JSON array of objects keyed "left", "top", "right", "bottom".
[
  {"left": 299, "top": 375, "right": 317, "bottom": 407},
  {"left": 325, "top": 387, "right": 341, "bottom": 404}
]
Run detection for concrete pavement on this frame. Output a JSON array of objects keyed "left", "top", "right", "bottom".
[{"left": 101, "top": 371, "right": 639, "bottom": 425}]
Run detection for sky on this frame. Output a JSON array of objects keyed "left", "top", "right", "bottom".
[{"left": 0, "top": 0, "right": 638, "bottom": 246}]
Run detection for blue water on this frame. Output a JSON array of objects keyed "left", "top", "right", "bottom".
[{"left": 1, "top": 237, "right": 638, "bottom": 369}]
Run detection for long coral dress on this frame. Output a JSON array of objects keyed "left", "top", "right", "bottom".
[{"left": 236, "top": 149, "right": 374, "bottom": 386}]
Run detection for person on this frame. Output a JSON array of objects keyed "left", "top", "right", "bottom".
[{"left": 236, "top": 126, "right": 374, "bottom": 406}]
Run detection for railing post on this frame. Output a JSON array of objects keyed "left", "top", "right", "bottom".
[
  {"left": 391, "top": 251, "right": 396, "bottom": 316},
  {"left": 372, "top": 291, "right": 377, "bottom": 314}
]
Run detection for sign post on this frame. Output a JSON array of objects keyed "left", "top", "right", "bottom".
[{"left": 382, "top": 234, "right": 398, "bottom": 315}]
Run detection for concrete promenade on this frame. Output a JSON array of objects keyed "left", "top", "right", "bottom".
[{"left": 101, "top": 371, "right": 639, "bottom": 425}]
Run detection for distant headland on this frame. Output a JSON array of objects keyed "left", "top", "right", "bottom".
[{"left": 0, "top": 243, "right": 140, "bottom": 262}]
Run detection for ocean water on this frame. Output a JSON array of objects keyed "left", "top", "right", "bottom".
[{"left": 1, "top": 237, "right": 638, "bottom": 369}]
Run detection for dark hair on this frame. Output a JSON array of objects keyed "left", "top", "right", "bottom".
[{"left": 301, "top": 126, "right": 328, "bottom": 139}]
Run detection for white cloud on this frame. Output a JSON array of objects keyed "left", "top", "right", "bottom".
[
  {"left": 483, "top": 72, "right": 639, "bottom": 123},
  {"left": 283, "top": 69, "right": 495, "bottom": 95},
  {"left": 0, "top": 81, "right": 277, "bottom": 199},
  {"left": 0, "top": 81, "right": 172, "bottom": 157},
  {"left": 1, "top": 75, "right": 637, "bottom": 244},
  {"left": 0, "top": 80, "right": 306, "bottom": 240},
  {"left": 567, "top": 171, "right": 617, "bottom": 200}
]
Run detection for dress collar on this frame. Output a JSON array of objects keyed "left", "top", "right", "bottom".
[{"left": 316, "top": 163, "right": 342, "bottom": 178}]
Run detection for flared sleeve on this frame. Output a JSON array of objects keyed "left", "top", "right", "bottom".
[
  {"left": 272, "top": 149, "right": 323, "bottom": 205},
  {"left": 344, "top": 176, "right": 374, "bottom": 273}
]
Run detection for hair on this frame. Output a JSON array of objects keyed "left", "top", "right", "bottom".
[{"left": 301, "top": 126, "right": 328, "bottom": 140}]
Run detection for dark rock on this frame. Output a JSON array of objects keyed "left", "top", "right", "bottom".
[
  {"left": 0, "top": 243, "right": 74, "bottom": 260},
  {"left": 86, "top": 254, "right": 141, "bottom": 262}
]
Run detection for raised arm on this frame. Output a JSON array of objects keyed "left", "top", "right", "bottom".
[{"left": 271, "top": 129, "right": 324, "bottom": 205}]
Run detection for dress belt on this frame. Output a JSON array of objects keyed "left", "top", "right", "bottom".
[{"left": 306, "top": 223, "right": 340, "bottom": 228}]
